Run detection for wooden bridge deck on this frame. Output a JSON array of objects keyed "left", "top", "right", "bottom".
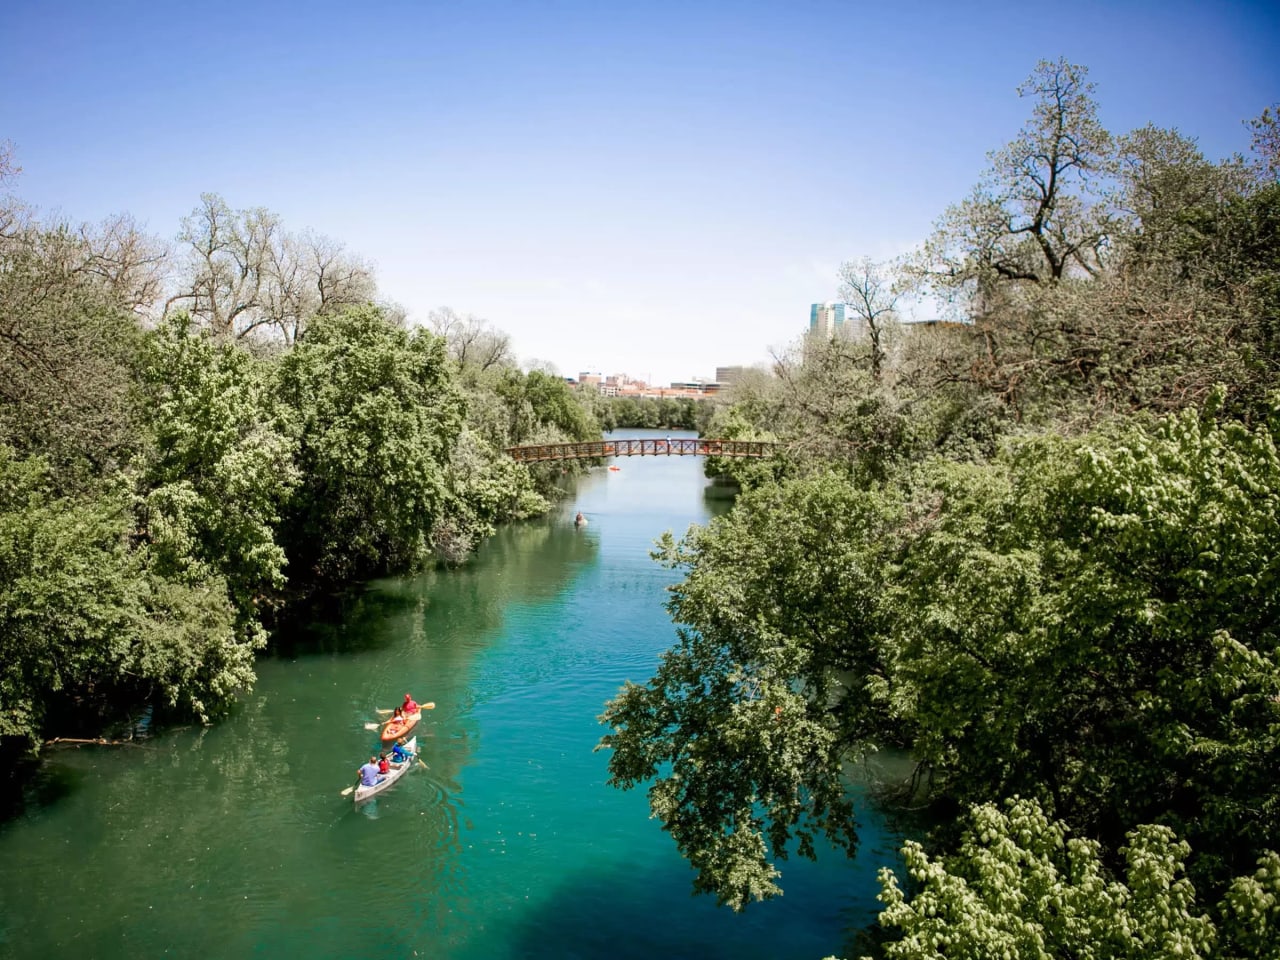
[{"left": 506, "top": 438, "right": 775, "bottom": 463}]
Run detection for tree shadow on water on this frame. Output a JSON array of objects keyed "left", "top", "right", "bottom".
[
  {"left": 488, "top": 853, "right": 884, "bottom": 960},
  {"left": 268, "top": 517, "right": 601, "bottom": 661},
  {"left": 0, "top": 751, "right": 93, "bottom": 828}
]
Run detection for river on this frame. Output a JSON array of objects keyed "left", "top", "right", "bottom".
[{"left": 0, "top": 429, "right": 902, "bottom": 959}]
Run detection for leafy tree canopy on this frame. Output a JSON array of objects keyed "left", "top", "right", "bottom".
[
  {"left": 600, "top": 396, "right": 1280, "bottom": 907},
  {"left": 853, "top": 797, "right": 1279, "bottom": 960},
  {"left": 0, "top": 446, "right": 249, "bottom": 749},
  {"left": 136, "top": 313, "right": 297, "bottom": 628},
  {"left": 275, "top": 305, "right": 465, "bottom": 580}
]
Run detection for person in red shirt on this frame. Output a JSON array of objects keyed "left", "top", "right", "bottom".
[
  {"left": 402, "top": 693, "right": 419, "bottom": 714},
  {"left": 377, "top": 753, "right": 390, "bottom": 775}
]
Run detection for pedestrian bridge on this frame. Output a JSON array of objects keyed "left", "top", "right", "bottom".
[{"left": 506, "top": 437, "right": 776, "bottom": 463}]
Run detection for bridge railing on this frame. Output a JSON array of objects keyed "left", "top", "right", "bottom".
[{"left": 506, "top": 438, "right": 776, "bottom": 463}]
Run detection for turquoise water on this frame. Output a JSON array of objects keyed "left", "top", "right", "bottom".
[{"left": 0, "top": 430, "right": 902, "bottom": 959}]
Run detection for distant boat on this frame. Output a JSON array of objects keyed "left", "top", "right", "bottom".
[{"left": 608, "top": 466, "right": 620, "bottom": 472}]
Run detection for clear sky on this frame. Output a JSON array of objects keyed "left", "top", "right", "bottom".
[{"left": 2, "top": 0, "right": 1277, "bottom": 384}]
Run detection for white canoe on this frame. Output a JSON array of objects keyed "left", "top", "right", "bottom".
[{"left": 353, "top": 737, "right": 417, "bottom": 804}]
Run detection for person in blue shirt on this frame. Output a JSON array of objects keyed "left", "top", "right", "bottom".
[
  {"left": 357, "top": 755, "right": 383, "bottom": 786},
  {"left": 390, "top": 739, "right": 413, "bottom": 764}
]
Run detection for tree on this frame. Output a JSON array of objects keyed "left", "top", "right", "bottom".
[
  {"left": 0, "top": 446, "right": 250, "bottom": 750},
  {"left": 599, "top": 472, "right": 903, "bottom": 909},
  {"left": 275, "top": 305, "right": 465, "bottom": 580},
  {"left": 0, "top": 139, "right": 25, "bottom": 241},
  {"left": 837, "top": 257, "right": 901, "bottom": 381},
  {"left": 913, "top": 58, "right": 1115, "bottom": 306},
  {"left": 495, "top": 369, "right": 600, "bottom": 446},
  {"left": 774, "top": 334, "right": 917, "bottom": 482},
  {"left": 135, "top": 313, "right": 297, "bottom": 625},
  {"left": 77, "top": 212, "right": 170, "bottom": 314},
  {"left": 864, "top": 403, "right": 1279, "bottom": 888},
  {"left": 1113, "top": 124, "right": 1244, "bottom": 274},
  {"left": 167, "top": 193, "right": 375, "bottom": 343},
  {"left": 0, "top": 221, "right": 147, "bottom": 487},
  {"left": 428, "top": 306, "right": 513, "bottom": 374},
  {"left": 600, "top": 399, "right": 1280, "bottom": 907},
  {"left": 1248, "top": 104, "right": 1280, "bottom": 181},
  {"left": 434, "top": 428, "right": 547, "bottom": 563},
  {"left": 859, "top": 797, "right": 1280, "bottom": 960}
]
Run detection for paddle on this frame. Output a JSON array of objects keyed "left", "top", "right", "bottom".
[
  {"left": 340, "top": 784, "right": 356, "bottom": 797},
  {"left": 377, "top": 702, "right": 436, "bottom": 714},
  {"left": 365, "top": 702, "right": 436, "bottom": 729}
]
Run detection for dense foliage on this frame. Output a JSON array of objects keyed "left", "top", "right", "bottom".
[
  {"left": 598, "top": 59, "right": 1280, "bottom": 956},
  {"left": 0, "top": 162, "right": 600, "bottom": 759},
  {"left": 275, "top": 305, "right": 465, "bottom": 580},
  {"left": 0, "top": 447, "right": 248, "bottom": 746},
  {"left": 865, "top": 797, "right": 1280, "bottom": 960},
  {"left": 603, "top": 407, "right": 1280, "bottom": 908},
  {"left": 589, "top": 394, "right": 712, "bottom": 432}
]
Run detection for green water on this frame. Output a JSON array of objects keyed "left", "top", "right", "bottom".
[{"left": 0, "top": 430, "right": 902, "bottom": 959}]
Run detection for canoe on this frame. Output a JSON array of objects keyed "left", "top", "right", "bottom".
[
  {"left": 380, "top": 710, "right": 421, "bottom": 742},
  {"left": 353, "top": 737, "right": 417, "bottom": 804}
]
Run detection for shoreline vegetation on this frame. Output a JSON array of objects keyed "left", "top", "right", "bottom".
[
  {"left": 596, "top": 62, "right": 1280, "bottom": 958},
  {"left": 0, "top": 148, "right": 612, "bottom": 765},
  {"left": 4, "top": 57, "right": 1279, "bottom": 958},
  {"left": 0, "top": 129, "right": 716, "bottom": 771}
]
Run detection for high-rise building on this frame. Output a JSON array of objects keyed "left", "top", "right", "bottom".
[
  {"left": 809, "top": 302, "right": 869, "bottom": 340},
  {"left": 809, "top": 302, "right": 847, "bottom": 337}
]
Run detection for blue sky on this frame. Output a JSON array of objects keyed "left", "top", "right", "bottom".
[{"left": 2, "top": 0, "right": 1277, "bottom": 384}]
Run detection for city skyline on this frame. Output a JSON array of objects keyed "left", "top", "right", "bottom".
[{"left": 1, "top": 2, "right": 1276, "bottom": 385}]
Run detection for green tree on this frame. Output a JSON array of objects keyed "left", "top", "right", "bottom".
[
  {"left": 136, "top": 313, "right": 297, "bottom": 625},
  {"left": 434, "top": 427, "right": 547, "bottom": 564},
  {"left": 518, "top": 370, "right": 599, "bottom": 443},
  {"left": 0, "top": 447, "right": 249, "bottom": 750},
  {"left": 275, "top": 305, "right": 465, "bottom": 580},
  {"left": 860, "top": 797, "right": 1280, "bottom": 960},
  {"left": 599, "top": 472, "right": 903, "bottom": 909},
  {"left": 600, "top": 399, "right": 1280, "bottom": 906},
  {"left": 0, "top": 223, "right": 146, "bottom": 489}
]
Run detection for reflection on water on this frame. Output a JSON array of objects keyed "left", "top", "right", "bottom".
[{"left": 0, "top": 430, "right": 901, "bottom": 959}]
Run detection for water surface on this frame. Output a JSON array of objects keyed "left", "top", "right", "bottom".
[{"left": 0, "top": 430, "right": 901, "bottom": 959}]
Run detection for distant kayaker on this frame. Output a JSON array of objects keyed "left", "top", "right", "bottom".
[
  {"left": 358, "top": 755, "right": 383, "bottom": 787},
  {"left": 575, "top": 512, "right": 587, "bottom": 527},
  {"left": 402, "top": 693, "right": 419, "bottom": 714}
]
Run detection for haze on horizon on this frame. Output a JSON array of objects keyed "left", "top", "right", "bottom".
[{"left": 2, "top": 0, "right": 1277, "bottom": 385}]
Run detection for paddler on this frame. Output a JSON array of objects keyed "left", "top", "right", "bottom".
[{"left": 357, "top": 755, "right": 383, "bottom": 787}]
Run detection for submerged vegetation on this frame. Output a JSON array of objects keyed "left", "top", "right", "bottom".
[
  {"left": 597, "top": 61, "right": 1280, "bottom": 956},
  {"left": 0, "top": 149, "right": 601, "bottom": 759}
]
